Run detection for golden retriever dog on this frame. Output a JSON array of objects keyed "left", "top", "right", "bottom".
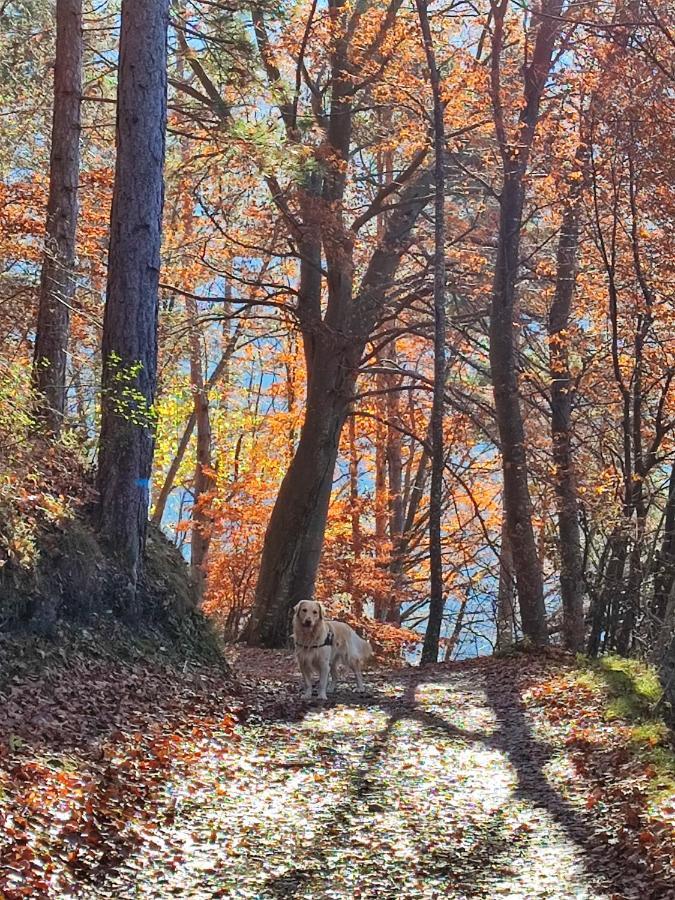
[{"left": 292, "top": 600, "right": 373, "bottom": 700}]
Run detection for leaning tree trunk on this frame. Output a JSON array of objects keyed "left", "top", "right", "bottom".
[
  {"left": 418, "top": 0, "right": 447, "bottom": 665},
  {"left": 244, "top": 166, "right": 433, "bottom": 648},
  {"left": 549, "top": 196, "right": 585, "bottom": 651},
  {"left": 97, "top": 0, "right": 169, "bottom": 610},
  {"left": 151, "top": 331, "right": 237, "bottom": 526},
  {"left": 243, "top": 338, "right": 354, "bottom": 647},
  {"left": 32, "top": 0, "right": 82, "bottom": 434},
  {"left": 490, "top": 172, "right": 548, "bottom": 646}
]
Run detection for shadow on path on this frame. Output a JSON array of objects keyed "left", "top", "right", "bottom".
[{"left": 261, "top": 676, "right": 556, "bottom": 898}]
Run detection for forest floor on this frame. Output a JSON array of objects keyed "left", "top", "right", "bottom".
[{"left": 1, "top": 637, "right": 674, "bottom": 899}]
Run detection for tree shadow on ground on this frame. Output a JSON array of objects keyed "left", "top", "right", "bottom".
[
  {"left": 482, "top": 670, "right": 634, "bottom": 896},
  {"left": 262, "top": 677, "right": 531, "bottom": 899},
  {"left": 259, "top": 670, "right": 634, "bottom": 899}
]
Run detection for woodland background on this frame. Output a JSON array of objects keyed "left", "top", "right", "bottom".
[{"left": 0, "top": 0, "right": 674, "bottom": 692}]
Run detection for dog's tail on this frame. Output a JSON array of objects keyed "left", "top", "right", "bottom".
[{"left": 354, "top": 633, "right": 374, "bottom": 664}]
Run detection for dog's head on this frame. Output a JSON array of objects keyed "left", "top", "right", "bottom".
[{"left": 293, "top": 599, "right": 324, "bottom": 631}]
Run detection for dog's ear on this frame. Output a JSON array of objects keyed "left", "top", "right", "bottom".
[
  {"left": 293, "top": 601, "right": 302, "bottom": 617},
  {"left": 317, "top": 602, "right": 325, "bottom": 620}
]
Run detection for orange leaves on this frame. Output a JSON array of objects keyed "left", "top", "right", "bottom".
[{"left": 0, "top": 637, "right": 240, "bottom": 898}]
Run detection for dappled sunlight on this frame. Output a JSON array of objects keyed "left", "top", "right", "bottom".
[
  {"left": 414, "top": 676, "right": 501, "bottom": 737},
  {"left": 81, "top": 670, "right": 622, "bottom": 899},
  {"left": 300, "top": 705, "right": 391, "bottom": 738}
]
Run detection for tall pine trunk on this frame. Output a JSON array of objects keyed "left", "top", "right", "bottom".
[
  {"left": 97, "top": 0, "right": 169, "bottom": 609},
  {"left": 549, "top": 196, "right": 585, "bottom": 651},
  {"left": 32, "top": 0, "right": 82, "bottom": 434}
]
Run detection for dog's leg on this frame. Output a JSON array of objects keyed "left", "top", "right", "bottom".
[
  {"left": 351, "top": 661, "right": 365, "bottom": 693},
  {"left": 328, "top": 660, "right": 339, "bottom": 694},
  {"left": 299, "top": 660, "right": 313, "bottom": 700},
  {"left": 317, "top": 657, "right": 330, "bottom": 701}
]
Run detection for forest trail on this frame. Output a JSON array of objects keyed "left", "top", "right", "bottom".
[{"left": 79, "top": 651, "right": 661, "bottom": 900}]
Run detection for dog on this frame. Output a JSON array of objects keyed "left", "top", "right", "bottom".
[{"left": 292, "top": 600, "right": 373, "bottom": 700}]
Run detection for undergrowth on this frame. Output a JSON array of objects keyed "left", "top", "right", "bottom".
[{"left": 576, "top": 655, "right": 675, "bottom": 806}]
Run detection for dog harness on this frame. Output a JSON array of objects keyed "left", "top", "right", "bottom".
[{"left": 295, "top": 626, "right": 334, "bottom": 651}]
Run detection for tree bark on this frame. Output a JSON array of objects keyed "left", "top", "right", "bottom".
[
  {"left": 385, "top": 343, "right": 404, "bottom": 624},
  {"left": 417, "top": 0, "right": 447, "bottom": 666},
  {"left": 374, "top": 391, "right": 389, "bottom": 622},
  {"left": 654, "top": 462, "right": 675, "bottom": 627},
  {"left": 490, "top": 172, "right": 548, "bottom": 646},
  {"left": 32, "top": 0, "right": 82, "bottom": 434},
  {"left": 243, "top": 337, "right": 353, "bottom": 647},
  {"left": 242, "top": 0, "right": 432, "bottom": 647},
  {"left": 348, "top": 411, "right": 364, "bottom": 616},
  {"left": 487, "top": 0, "right": 564, "bottom": 647},
  {"left": 549, "top": 195, "right": 585, "bottom": 651},
  {"left": 97, "top": 0, "right": 169, "bottom": 608},
  {"left": 587, "top": 529, "right": 627, "bottom": 655},
  {"left": 496, "top": 518, "right": 515, "bottom": 648},
  {"left": 244, "top": 170, "right": 433, "bottom": 647}
]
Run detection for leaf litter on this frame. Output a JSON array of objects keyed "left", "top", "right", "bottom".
[{"left": 1, "top": 644, "right": 673, "bottom": 899}]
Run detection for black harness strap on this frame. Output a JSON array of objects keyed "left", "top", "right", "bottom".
[{"left": 295, "top": 625, "right": 334, "bottom": 650}]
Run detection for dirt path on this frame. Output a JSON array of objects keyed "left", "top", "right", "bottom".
[{"left": 85, "top": 651, "right": 651, "bottom": 900}]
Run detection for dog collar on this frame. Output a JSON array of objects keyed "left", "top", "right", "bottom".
[{"left": 295, "top": 626, "right": 334, "bottom": 650}]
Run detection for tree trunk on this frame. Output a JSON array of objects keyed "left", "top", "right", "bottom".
[
  {"left": 243, "top": 339, "right": 353, "bottom": 647},
  {"left": 348, "top": 411, "right": 364, "bottom": 616},
  {"left": 417, "top": 0, "right": 447, "bottom": 666},
  {"left": 549, "top": 197, "right": 585, "bottom": 651},
  {"left": 496, "top": 518, "right": 515, "bottom": 649},
  {"left": 373, "top": 397, "right": 389, "bottom": 621},
  {"left": 489, "top": 171, "right": 548, "bottom": 646},
  {"left": 486, "top": 0, "right": 565, "bottom": 647},
  {"left": 654, "top": 462, "right": 675, "bottom": 626},
  {"left": 385, "top": 343, "right": 404, "bottom": 624},
  {"left": 97, "top": 0, "right": 169, "bottom": 608},
  {"left": 587, "top": 529, "right": 627, "bottom": 655},
  {"left": 656, "top": 584, "right": 675, "bottom": 724},
  {"left": 616, "top": 525, "right": 644, "bottom": 655},
  {"left": 152, "top": 335, "right": 237, "bottom": 526},
  {"left": 32, "top": 0, "right": 82, "bottom": 434},
  {"left": 244, "top": 165, "right": 433, "bottom": 647}
]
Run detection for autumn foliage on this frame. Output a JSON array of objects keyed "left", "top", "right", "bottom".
[{"left": 0, "top": 0, "right": 674, "bottom": 663}]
